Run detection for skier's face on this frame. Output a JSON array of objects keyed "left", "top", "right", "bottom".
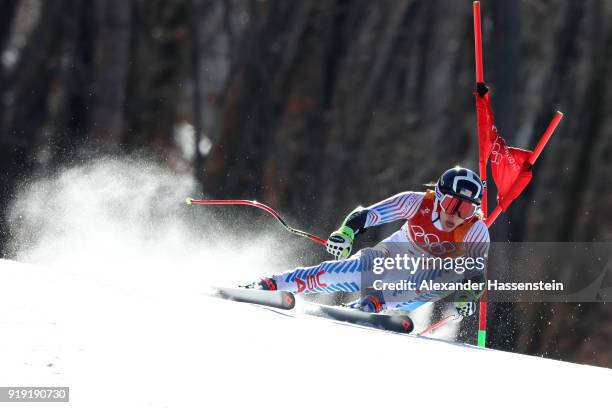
[{"left": 439, "top": 210, "right": 464, "bottom": 231}]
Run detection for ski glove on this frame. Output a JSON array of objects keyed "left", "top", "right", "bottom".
[
  {"left": 454, "top": 294, "right": 477, "bottom": 317},
  {"left": 326, "top": 226, "right": 354, "bottom": 260}
]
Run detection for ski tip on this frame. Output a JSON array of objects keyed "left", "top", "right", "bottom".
[
  {"left": 393, "top": 316, "right": 414, "bottom": 333},
  {"left": 215, "top": 286, "right": 297, "bottom": 310},
  {"left": 281, "top": 292, "right": 296, "bottom": 309},
  {"left": 383, "top": 315, "right": 414, "bottom": 334},
  {"left": 400, "top": 317, "right": 413, "bottom": 333},
  {"left": 185, "top": 197, "right": 194, "bottom": 205}
]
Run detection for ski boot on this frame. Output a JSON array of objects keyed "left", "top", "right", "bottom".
[
  {"left": 346, "top": 289, "right": 385, "bottom": 313},
  {"left": 243, "top": 277, "right": 277, "bottom": 291}
]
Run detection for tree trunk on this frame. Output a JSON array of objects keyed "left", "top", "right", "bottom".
[{"left": 88, "top": 0, "right": 132, "bottom": 153}]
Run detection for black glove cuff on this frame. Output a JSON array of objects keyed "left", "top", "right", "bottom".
[{"left": 344, "top": 209, "right": 369, "bottom": 236}]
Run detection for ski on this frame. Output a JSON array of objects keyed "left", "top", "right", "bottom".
[
  {"left": 305, "top": 304, "right": 414, "bottom": 334},
  {"left": 214, "top": 287, "right": 413, "bottom": 334},
  {"left": 214, "top": 287, "right": 296, "bottom": 310}
]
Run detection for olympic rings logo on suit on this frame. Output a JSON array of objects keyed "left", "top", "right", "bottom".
[{"left": 409, "top": 225, "right": 456, "bottom": 255}]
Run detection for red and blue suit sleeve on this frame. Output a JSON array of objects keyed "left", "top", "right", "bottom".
[{"left": 344, "top": 192, "right": 425, "bottom": 234}]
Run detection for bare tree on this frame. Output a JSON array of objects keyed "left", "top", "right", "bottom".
[
  {"left": 190, "top": 0, "right": 205, "bottom": 186},
  {"left": 88, "top": 0, "right": 132, "bottom": 153}
]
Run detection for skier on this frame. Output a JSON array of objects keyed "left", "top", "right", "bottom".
[{"left": 249, "top": 166, "right": 490, "bottom": 317}]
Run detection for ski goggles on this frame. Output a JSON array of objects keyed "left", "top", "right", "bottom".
[{"left": 440, "top": 194, "right": 479, "bottom": 220}]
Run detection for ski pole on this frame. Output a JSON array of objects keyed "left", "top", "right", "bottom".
[
  {"left": 185, "top": 197, "right": 327, "bottom": 246},
  {"left": 418, "top": 313, "right": 463, "bottom": 337}
]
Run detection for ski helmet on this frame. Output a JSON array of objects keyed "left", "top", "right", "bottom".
[{"left": 435, "top": 166, "right": 483, "bottom": 205}]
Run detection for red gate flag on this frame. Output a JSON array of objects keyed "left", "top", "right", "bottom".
[
  {"left": 475, "top": 91, "right": 495, "bottom": 163},
  {"left": 477, "top": 86, "right": 563, "bottom": 227},
  {"left": 475, "top": 89, "right": 533, "bottom": 211},
  {"left": 490, "top": 136, "right": 533, "bottom": 211},
  {"left": 472, "top": 1, "right": 562, "bottom": 347}
]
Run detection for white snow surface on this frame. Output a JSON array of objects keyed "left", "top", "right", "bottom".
[
  {"left": 0, "top": 258, "right": 610, "bottom": 408},
  {"left": 1, "top": 159, "right": 610, "bottom": 407}
]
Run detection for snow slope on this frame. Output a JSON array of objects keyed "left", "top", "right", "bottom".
[
  {"left": 2, "top": 160, "right": 610, "bottom": 407},
  {"left": 0, "top": 259, "right": 610, "bottom": 408}
]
